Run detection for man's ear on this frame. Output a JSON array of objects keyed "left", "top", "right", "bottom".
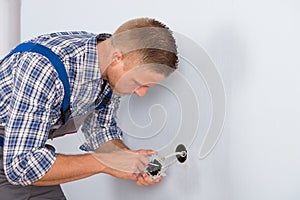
[{"left": 110, "top": 50, "right": 123, "bottom": 66}]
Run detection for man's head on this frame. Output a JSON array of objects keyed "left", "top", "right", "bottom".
[{"left": 99, "top": 18, "right": 178, "bottom": 97}]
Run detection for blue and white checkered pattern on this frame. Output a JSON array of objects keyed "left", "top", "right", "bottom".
[{"left": 0, "top": 31, "right": 123, "bottom": 186}]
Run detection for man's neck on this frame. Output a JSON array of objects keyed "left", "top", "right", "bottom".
[{"left": 97, "top": 39, "right": 111, "bottom": 80}]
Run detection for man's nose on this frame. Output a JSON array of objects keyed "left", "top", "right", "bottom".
[{"left": 134, "top": 86, "right": 149, "bottom": 96}]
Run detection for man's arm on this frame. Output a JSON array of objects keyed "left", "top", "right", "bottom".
[
  {"left": 3, "top": 54, "right": 67, "bottom": 186},
  {"left": 93, "top": 139, "right": 162, "bottom": 187},
  {"left": 33, "top": 146, "right": 156, "bottom": 186},
  {"left": 79, "top": 96, "right": 161, "bottom": 186},
  {"left": 79, "top": 96, "right": 124, "bottom": 152},
  {"left": 34, "top": 139, "right": 131, "bottom": 186},
  {"left": 32, "top": 154, "right": 103, "bottom": 186},
  {"left": 94, "top": 139, "right": 129, "bottom": 153}
]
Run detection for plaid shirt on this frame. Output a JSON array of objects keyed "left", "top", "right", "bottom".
[{"left": 0, "top": 31, "right": 123, "bottom": 186}]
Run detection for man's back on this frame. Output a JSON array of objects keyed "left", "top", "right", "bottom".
[{"left": 0, "top": 31, "right": 101, "bottom": 126}]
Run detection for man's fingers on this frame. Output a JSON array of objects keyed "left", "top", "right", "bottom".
[
  {"left": 128, "top": 173, "right": 138, "bottom": 182},
  {"left": 136, "top": 161, "right": 146, "bottom": 173},
  {"left": 154, "top": 176, "right": 162, "bottom": 183},
  {"left": 136, "top": 149, "right": 157, "bottom": 166},
  {"left": 137, "top": 149, "right": 158, "bottom": 156},
  {"left": 136, "top": 175, "right": 149, "bottom": 187},
  {"left": 143, "top": 173, "right": 158, "bottom": 185},
  {"left": 136, "top": 173, "right": 162, "bottom": 186},
  {"left": 139, "top": 155, "right": 150, "bottom": 166},
  {"left": 93, "top": 149, "right": 161, "bottom": 185}
]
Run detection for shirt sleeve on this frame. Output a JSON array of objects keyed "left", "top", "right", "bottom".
[
  {"left": 3, "top": 53, "right": 63, "bottom": 186},
  {"left": 79, "top": 95, "right": 123, "bottom": 151}
]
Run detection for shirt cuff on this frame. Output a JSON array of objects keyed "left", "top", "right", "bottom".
[
  {"left": 79, "top": 128, "right": 123, "bottom": 152},
  {"left": 5, "top": 148, "right": 57, "bottom": 186}
]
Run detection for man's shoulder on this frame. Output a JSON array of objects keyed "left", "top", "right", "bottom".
[
  {"left": 27, "top": 31, "right": 96, "bottom": 48},
  {"left": 32, "top": 31, "right": 96, "bottom": 41},
  {"left": 27, "top": 31, "right": 96, "bottom": 58}
]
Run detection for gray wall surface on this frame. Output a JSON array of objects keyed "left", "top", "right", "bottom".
[{"left": 20, "top": 0, "right": 300, "bottom": 199}]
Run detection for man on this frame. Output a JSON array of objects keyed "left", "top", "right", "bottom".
[{"left": 0, "top": 18, "right": 178, "bottom": 199}]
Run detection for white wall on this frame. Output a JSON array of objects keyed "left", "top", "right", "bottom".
[
  {"left": 19, "top": 0, "right": 300, "bottom": 200},
  {"left": 0, "top": 0, "right": 21, "bottom": 58}
]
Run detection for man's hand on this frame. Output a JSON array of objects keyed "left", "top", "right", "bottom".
[
  {"left": 93, "top": 140, "right": 163, "bottom": 186},
  {"left": 92, "top": 149, "right": 152, "bottom": 181},
  {"left": 92, "top": 149, "right": 162, "bottom": 185},
  {"left": 136, "top": 173, "right": 162, "bottom": 187}
]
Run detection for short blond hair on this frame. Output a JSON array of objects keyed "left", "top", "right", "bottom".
[{"left": 112, "top": 18, "right": 178, "bottom": 76}]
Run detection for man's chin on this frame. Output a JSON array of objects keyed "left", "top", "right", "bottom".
[{"left": 113, "top": 91, "right": 132, "bottom": 97}]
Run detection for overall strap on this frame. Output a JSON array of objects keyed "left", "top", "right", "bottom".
[
  {"left": 1, "top": 42, "right": 71, "bottom": 124},
  {"left": 95, "top": 90, "right": 113, "bottom": 110},
  {"left": 95, "top": 80, "right": 113, "bottom": 110}
]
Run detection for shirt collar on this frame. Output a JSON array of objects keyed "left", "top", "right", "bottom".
[
  {"left": 71, "top": 33, "right": 112, "bottom": 116},
  {"left": 81, "top": 33, "right": 112, "bottom": 84}
]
